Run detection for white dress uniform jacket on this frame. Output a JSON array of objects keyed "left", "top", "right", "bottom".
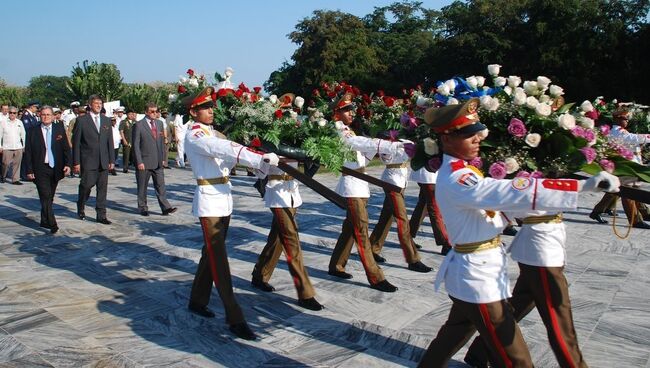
[
  {"left": 378, "top": 139, "right": 412, "bottom": 188},
  {"left": 609, "top": 125, "right": 650, "bottom": 164},
  {"left": 508, "top": 210, "right": 566, "bottom": 267},
  {"left": 335, "top": 123, "right": 403, "bottom": 198},
  {"left": 435, "top": 154, "right": 579, "bottom": 303},
  {"left": 410, "top": 166, "right": 437, "bottom": 184},
  {"left": 184, "top": 121, "right": 268, "bottom": 217},
  {"left": 264, "top": 161, "right": 302, "bottom": 208}
]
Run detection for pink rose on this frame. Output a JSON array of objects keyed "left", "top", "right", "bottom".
[
  {"left": 515, "top": 171, "right": 531, "bottom": 178},
  {"left": 585, "top": 110, "right": 599, "bottom": 122},
  {"left": 583, "top": 129, "right": 596, "bottom": 142},
  {"left": 489, "top": 162, "right": 507, "bottom": 179},
  {"left": 468, "top": 156, "right": 483, "bottom": 169},
  {"left": 599, "top": 124, "right": 611, "bottom": 136},
  {"left": 530, "top": 171, "right": 544, "bottom": 179},
  {"left": 570, "top": 126, "right": 585, "bottom": 138},
  {"left": 579, "top": 147, "right": 597, "bottom": 164},
  {"left": 507, "top": 118, "right": 527, "bottom": 138},
  {"left": 599, "top": 159, "right": 615, "bottom": 173}
]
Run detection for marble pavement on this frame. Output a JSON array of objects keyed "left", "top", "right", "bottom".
[{"left": 0, "top": 164, "right": 649, "bottom": 367}]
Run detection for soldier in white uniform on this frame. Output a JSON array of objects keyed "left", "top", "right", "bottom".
[
  {"left": 327, "top": 93, "right": 404, "bottom": 292},
  {"left": 408, "top": 166, "right": 451, "bottom": 254},
  {"left": 172, "top": 114, "right": 187, "bottom": 167},
  {"left": 368, "top": 142, "right": 433, "bottom": 272},
  {"left": 250, "top": 159, "right": 323, "bottom": 311},
  {"left": 417, "top": 99, "right": 620, "bottom": 368},
  {"left": 183, "top": 87, "right": 279, "bottom": 340}
]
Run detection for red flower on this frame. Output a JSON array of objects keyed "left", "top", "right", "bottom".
[
  {"left": 377, "top": 90, "right": 385, "bottom": 97},
  {"left": 250, "top": 137, "right": 262, "bottom": 148},
  {"left": 250, "top": 94, "right": 259, "bottom": 102},
  {"left": 356, "top": 107, "right": 364, "bottom": 116},
  {"left": 186, "top": 69, "right": 194, "bottom": 76},
  {"left": 322, "top": 82, "right": 330, "bottom": 90},
  {"left": 274, "top": 109, "right": 283, "bottom": 119},
  {"left": 211, "top": 91, "right": 217, "bottom": 101},
  {"left": 217, "top": 88, "right": 233, "bottom": 98},
  {"left": 253, "top": 86, "right": 262, "bottom": 94},
  {"left": 238, "top": 82, "right": 250, "bottom": 93},
  {"left": 234, "top": 89, "right": 244, "bottom": 98},
  {"left": 362, "top": 94, "right": 371, "bottom": 104},
  {"left": 334, "top": 85, "right": 343, "bottom": 93},
  {"left": 344, "top": 86, "right": 354, "bottom": 94},
  {"left": 382, "top": 96, "right": 395, "bottom": 107},
  {"left": 327, "top": 91, "right": 337, "bottom": 98},
  {"left": 177, "top": 85, "right": 187, "bottom": 93},
  {"left": 312, "top": 89, "right": 320, "bottom": 97},
  {"left": 352, "top": 87, "right": 361, "bottom": 96}
]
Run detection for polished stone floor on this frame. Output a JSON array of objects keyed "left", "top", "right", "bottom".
[{"left": 0, "top": 164, "right": 649, "bottom": 367}]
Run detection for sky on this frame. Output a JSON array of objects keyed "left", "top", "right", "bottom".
[{"left": 1, "top": 0, "right": 453, "bottom": 89}]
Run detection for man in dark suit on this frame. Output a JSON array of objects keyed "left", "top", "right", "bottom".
[
  {"left": 23, "top": 106, "right": 71, "bottom": 234},
  {"left": 132, "top": 102, "right": 176, "bottom": 216},
  {"left": 72, "top": 94, "right": 115, "bottom": 224}
]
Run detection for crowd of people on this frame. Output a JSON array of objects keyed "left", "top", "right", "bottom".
[{"left": 0, "top": 88, "right": 644, "bottom": 367}]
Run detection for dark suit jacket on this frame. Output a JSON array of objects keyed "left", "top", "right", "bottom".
[
  {"left": 132, "top": 118, "right": 164, "bottom": 169},
  {"left": 24, "top": 123, "right": 71, "bottom": 182},
  {"left": 72, "top": 113, "right": 115, "bottom": 170}
]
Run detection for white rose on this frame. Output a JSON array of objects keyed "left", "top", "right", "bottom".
[
  {"left": 317, "top": 118, "right": 327, "bottom": 127},
  {"left": 437, "top": 84, "right": 450, "bottom": 96},
  {"left": 526, "top": 96, "right": 539, "bottom": 109},
  {"left": 180, "top": 77, "right": 188, "bottom": 83},
  {"left": 290, "top": 111, "right": 298, "bottom": 119},
  {"left": 503, "top": 86, "right": 513, "bottom": 95},
  {"left": 487, "top": 64, "right": 501, "bottom": 76},
  {"left": 225, "top": 67, "right": 234, "bottom": 78},
  {"left": 578, "top": 116, "right": 595, "bottom": 129},
  {"left": 269, "top": 94, "right": 278, "bottom": 104},
  {"left": 480, "top": 95, "right": 499, "bottom": 111},
  {"left": 294, "top": 96, "right": 304, "bottom": 109},
  {"left": 525, "top": 133, "right": 541, "bottom": 147},
  {"left": 504, "top": 157, "right": 520, "bottom": 174},
  {"left": 423, "top": 137, "right": 439, "bottom": 155},
  {"left": 513, "top": 88, "right": 527, "bottom": 105},
  {"left": 476, "top": 128, "right": 489, "bottom": 140},
  {"left": 494, "top": 76, "right": 507, "bottom": 87},
  {"left": 537, "top": 76, "right": 551, "bottom": 89},
  {"left": 334, "top": 121, "right": 344, "bottom": 130},
  {"left": 523, "top": 81, "right": 539, "bottom": 95},
  {"left": 535, "top": 103, "right": 552, "bottom": 117},
  {"left": 476, "top": 76, "right": 486, "bottom": 87},
  {"left": 188, "top": 78, "right": 199, "bottom": 88},
  {"left": 447, "top": 97, "right": 459, "bottom": 105},
  {"left": 557, "top": 113, "right": 576, "bottom": 130},
  {"left": 416, "top": 95, "right": 431, "bottom": 107},
  {"left": 539, "top": 94, "right": 551, "bottom": 104},
  {"left": 444, "top": 79, "right": 457, "bottom": 92},
  {"left": 580, "top": 100, "right": 594, "bottom": 112},
  {"left": 612, "top": 99, "right": 618, "bottom": 104},
  {"left": 549, "top": 85, "right": 564, "bottom": 97},
  {"left": 507, "top": 76, "right": 522, "bottom": 88},
  {"left": 168, "top": 93, "right": 177, "bottom": 103},
  {"left": 466, "top": 76, "right": 478, "bottom": 89}
]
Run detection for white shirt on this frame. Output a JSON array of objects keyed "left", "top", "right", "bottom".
[
  {"left": 41, "top": 124, "right": 54, "bottom": 164},
  {"left": 111, "top": 123, "right": 121, "bottom": 149},
  {"left": 434, "top": 154, "right": 579, "bottom": 303},
  {"left": 264, "top": 161, "right": 302, "bottom": 208},
  {"left": 0, "top": 118, "right": 26, "bottom": 150},
  {"left": 609, "top": 125, "right": 650, "bottom": 164},
  {"left": 410, "top": 166, "right": 438, "bottom": 184},
  {"left": 378, "top": 139, "right": 412, "bottom": 188},
  {"left": 184, "top": 121, "right": 269, "bottom": 217},
  {"left": 335, "top": 123, "right": 402, "bottom": 198},
  {"left": 508, "top": 210, "right": 567, "bottom": 267}
]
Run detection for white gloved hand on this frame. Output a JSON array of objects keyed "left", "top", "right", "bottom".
[
  {"left": 579, "top": 171, "right": 620, "bottom": 193},
  {"left": 262, "top": 153, "right": 279, "bottom": 166},
  {"left": 394, "top": 141, "right": 405, "bottom": 149}
]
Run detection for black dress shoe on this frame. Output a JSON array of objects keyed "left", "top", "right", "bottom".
[
  {"left": 589, "top": 212, "right": 608, "bottom": 224},
  {"left": 122, "top": 169, "right": 128, "bottom": 173},
  {"left": 12, "top": 181, "right": 23, "bottom": 185},
  {"left": 328, "top": 270, "right": 353, "bottom": 279},
  {"left": 441, "top": 245, "right": 452, "bottom": 255},
  {"left": 110, "top": 170, "right": 117, "bottom": 176},
  {"left": 633, "top": 221, "right": 650, "bottom": 229},
  {"left": 604, "top": 209, "right": 615, "bottom": 216},
  {"left": 408, "top": 261, "right": 433, "bottom": 273},
  {"left": 229, "top": 322, "right": 257, "bottom": 340},
  {"left": 77, "top": 212, "right": 86, "bottom": 220},
  {"left": 413, "top": 242, "right": 422, "bottom": 249},
  {"left": 0, "top": 178, "right": 4, "bottom": 183},
  {"left": 162, "top": 207, "right": 177, "bottom": 216},
  {"left": 370, "top": 280, "right": 398, "bottom": 292},
  {"left": 50, "top": 226, "right": 59, "bottom": 234},
  {"left": 464, "top": 353, "right": 489, "bottom": 368},
  {"left": 188, "top": 302, "right": 215, "bottom": 318},
  {"left": 251, "top": 278, "right": 275, "bottom": 292},
  {"left": 40, "top": 222, "right": 51, "bottom": 229},
  {"left": 373, "top": 253, "right": 386, "bottom": 263},
  {"left": 502, "top": 225, "right": 518, "bottom": 236},
  {"left": 140, "top": 210, "right": 150, "bottom": 217},
  {"left": 298, "top": 297, "right": 324, "bottom": 311},
  {"left": 97, "top": 218, "right": 112, "bottom": 225}
]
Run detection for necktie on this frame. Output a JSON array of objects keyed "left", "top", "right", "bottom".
[
  {"left": 45, "top": 125, "right": 54, "bottom": 168},
  {"left": 150, "top": 120, "right": 157, "bottom": 138},
  {"left": 94, "top": 115, "right": 100, "bottom": 131}
]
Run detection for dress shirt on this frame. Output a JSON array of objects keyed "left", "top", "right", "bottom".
[{"left": 0, "top": 119, "right": 26, "bottom": 149}]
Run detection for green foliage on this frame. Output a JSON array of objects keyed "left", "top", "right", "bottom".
[
  {"left": 27, "top": 75, "right": 73, "bottom": 107},
  {"left": 66, "top": 60, "right": 124, "bottom": 102},
  {"left": 121, "top": 83, "right": 174, "bottom": 113},
  {"left": 0, "top": 78, "right": 28, "bottom": 107}
]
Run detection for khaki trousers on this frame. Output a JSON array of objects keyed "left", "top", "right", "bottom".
[
  {"left": 466, "top": 263, "right": 587, "bottom": 368},
  {"left": 190, "top": 216, "right": 244, "bottom": 325},
  {"left": 369, "top": 189, "right": 421, "bottom": 263},
  {"left": 409, "top": 183, "right": 450, "bottom": 246},
  {"left": 418, "top": 296, "right": 533, "bottom": 368},
  {"left": 252, "top": 207, "right": 316, "bottom": 299},
  {"left": 1, "top": 148, "right": 22, "bottom": 182},
  {"left": 328, "top": 198, "right": 385, "bottom": 285}
]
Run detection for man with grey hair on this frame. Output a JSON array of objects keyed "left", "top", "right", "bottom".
[{"left": 0, "top": 106, "right": 26, "bottom": 184}]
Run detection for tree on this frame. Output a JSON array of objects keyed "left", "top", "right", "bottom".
[
  {"left": 121, "top": 83, "right": 175, "bottom": 113},
  {"left": 0, "top": 78, "right": 28, "bottom": 107},
  {"left": 66, "top": 60, "right": 124, "bottom": 102},
  {"left": 28, "top": 75, "right": 73, "bottom": 107}
]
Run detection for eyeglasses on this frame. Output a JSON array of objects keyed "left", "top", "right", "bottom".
[
  {"left": 148, "top": 110, "right": 158, "bottom": 114},
  {"left": 8, "top": 112, "right": 17, "bottom": 114}
]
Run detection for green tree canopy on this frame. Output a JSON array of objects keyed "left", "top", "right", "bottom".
[
  {"left": 28, "top": 75, "right": 73, "bottom": 107},
  {"left": 66, "top": 60, "right": 124, "bottom": 102}
]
